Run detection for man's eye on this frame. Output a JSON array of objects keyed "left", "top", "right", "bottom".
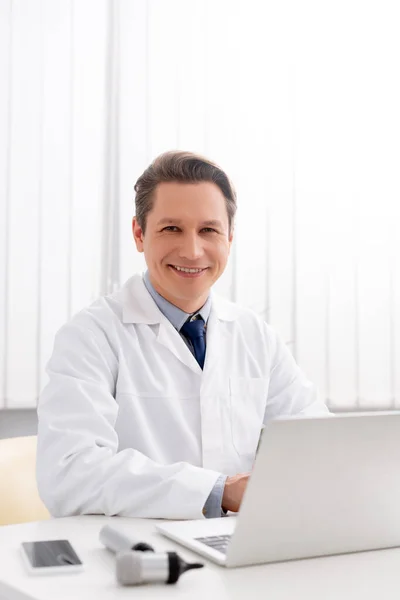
[
  {"left": 161, "top": 226, "right": 179, "bottom": 232},
  {"left": 201, "top": 228, "right": 217, "bottom": 233}
]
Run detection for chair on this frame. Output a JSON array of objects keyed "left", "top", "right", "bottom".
[{"left": 0, "top": 435, "right": 50, "bottom": 526}]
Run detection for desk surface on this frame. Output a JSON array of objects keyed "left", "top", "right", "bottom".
[{"left": 1, "top": 516, "right": 400, "bottom": 600}]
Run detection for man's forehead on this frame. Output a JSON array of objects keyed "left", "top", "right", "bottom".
[
  {"left": 149, "top": 182, "right": 229, "bottom": 228},
  {"left": 154, "top": 181, "right": 226, "bottom": 203},
  {"left": 155, "top": 217, "right": 225, "bottom": 228}
]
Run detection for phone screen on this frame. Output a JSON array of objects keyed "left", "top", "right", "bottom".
[{"left": 22, "top": 540, "right": 82, "bottom": 568}]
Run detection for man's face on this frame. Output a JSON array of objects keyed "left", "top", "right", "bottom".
[{"left": 132, "top": 181, "right": 233, "bottom": 312}]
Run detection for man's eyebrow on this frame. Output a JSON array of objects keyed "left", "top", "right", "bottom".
[
  {"left": 156, "top": 218, "right": 224, "bottom": 228},
  {"left": 200, "top": 220, "right": 223, "bottom": 228}
]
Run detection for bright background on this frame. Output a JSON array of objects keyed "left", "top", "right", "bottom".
[{"left": 0, "top": 0, "right": 399, "bottom": 412}]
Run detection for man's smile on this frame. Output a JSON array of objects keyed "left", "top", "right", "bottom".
[{"left": 168, "top": 264, "right": 209, "bottom": 277}]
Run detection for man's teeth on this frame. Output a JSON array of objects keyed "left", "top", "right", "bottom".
[{"left": 172, "top": 266, "right": 205, "bottom": 273}]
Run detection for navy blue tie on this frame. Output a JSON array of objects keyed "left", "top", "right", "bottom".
[{"left": 181, "top": 318, "right": 206, "bottom": 369}]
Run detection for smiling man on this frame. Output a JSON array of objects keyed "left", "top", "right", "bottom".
[
  {"left": 134, "top": 180, "right": 231, "bottom": 314},
  {"left": 36, "top": 151, "right": 329, "bottom": 520}
]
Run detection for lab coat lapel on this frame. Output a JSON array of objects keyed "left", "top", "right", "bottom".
[
  {"left": 122, "top": 274, "right": 238, "bottom": 376},
  {"left": 203, "top": 291, "right": 238, "bottom": 380},
  {"left": 156, "top": 321, "right": 202, "bottom": 375},
  {"left": 202, "top": 310, "right": 221, "bottom": 379},
  {"left": 123, "top": 275, "right": 201, "bottom": 373}
]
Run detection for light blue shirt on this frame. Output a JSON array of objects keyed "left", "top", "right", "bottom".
[{"left": 142, "top": 271, "right": 227, "bottom": 518}]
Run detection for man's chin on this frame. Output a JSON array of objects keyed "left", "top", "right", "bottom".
[{"left": 166, "top": 279, "right": 211, "bottom": 301}]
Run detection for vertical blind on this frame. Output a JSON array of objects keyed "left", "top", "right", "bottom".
[{"left": 0, "top": 0, "right": 399, "bottom": 410}]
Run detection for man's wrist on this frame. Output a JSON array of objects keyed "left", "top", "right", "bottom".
[{"left": 221, "top": 472, "right": 250, "bottom": 513}]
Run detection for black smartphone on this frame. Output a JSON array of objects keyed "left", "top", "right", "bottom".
[{"left": 21, "top": 540, "right": 83, "bottom": 575}]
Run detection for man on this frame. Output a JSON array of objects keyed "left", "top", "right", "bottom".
[{"left": 36, "top": 151, "right": 329, "bottom": 520}]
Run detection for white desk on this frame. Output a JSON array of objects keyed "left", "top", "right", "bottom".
[{"left": 0, "top": 516, "right": 399, "bottom": 600}]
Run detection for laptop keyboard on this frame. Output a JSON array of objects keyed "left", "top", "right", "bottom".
[{"left": 194, "top": 534, "right": 232, "bottom": 555}]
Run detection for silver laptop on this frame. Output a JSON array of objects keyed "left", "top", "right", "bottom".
[{"left": 157, "top": 412, "right": 400, "bottom": 567}]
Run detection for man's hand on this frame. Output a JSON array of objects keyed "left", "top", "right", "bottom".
[{"left": 222, "top": 472, "right": 251, "bottom": 513}]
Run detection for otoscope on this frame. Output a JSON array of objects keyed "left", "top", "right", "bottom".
[{"left": 99, "top": 524, "right": 204, "bottom": 586}]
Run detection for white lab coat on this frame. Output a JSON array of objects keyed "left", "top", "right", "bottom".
[{"left": 36, "top": 274, "right": 329, "bottom": 520}]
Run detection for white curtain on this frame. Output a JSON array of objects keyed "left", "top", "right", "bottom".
[{"left": 0, "top": 0, "right": 399, "bottom": 410}]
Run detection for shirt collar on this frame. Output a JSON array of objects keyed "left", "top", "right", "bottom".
[{"left": 143, "top": 270, "right": 211, "bottom": 331}]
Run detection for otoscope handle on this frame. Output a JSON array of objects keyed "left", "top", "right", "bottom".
[{"left": 99, "top": 524, "right": 155, "bottom": 554}]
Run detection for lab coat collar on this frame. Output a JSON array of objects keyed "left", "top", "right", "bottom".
[{"left": 122, "top": 274, "right": 239, "bottom": 324}]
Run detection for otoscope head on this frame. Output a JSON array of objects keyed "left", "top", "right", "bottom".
[
  {"left": 116, "top": 550, "right": 204, "bottom": 586},
  {"left": 166, "top": 552, "right": 204, "bottom": 584}
]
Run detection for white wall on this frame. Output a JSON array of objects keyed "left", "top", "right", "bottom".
[{"left": 0, "top": 0, "right": 399, "bottom": 410}]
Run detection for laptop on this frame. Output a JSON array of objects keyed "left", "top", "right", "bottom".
[{"left": 157, "top": 412, "right": 400, "bottom": 567}]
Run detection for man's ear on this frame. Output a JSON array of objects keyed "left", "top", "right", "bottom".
[
  {"left": 228, "top": 225, "right": 234, "bottom": 246},
  {"left": 132, "top": 217, "right": 145, "bottom": 252}
]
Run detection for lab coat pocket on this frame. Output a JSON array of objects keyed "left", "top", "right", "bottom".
[{"left": 229, "top": 377, "right": 268, "bottom": 458}]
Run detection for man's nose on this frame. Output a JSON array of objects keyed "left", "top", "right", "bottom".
[{"left": 178, "top": 232, "right": 204, "bottom": 261}]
